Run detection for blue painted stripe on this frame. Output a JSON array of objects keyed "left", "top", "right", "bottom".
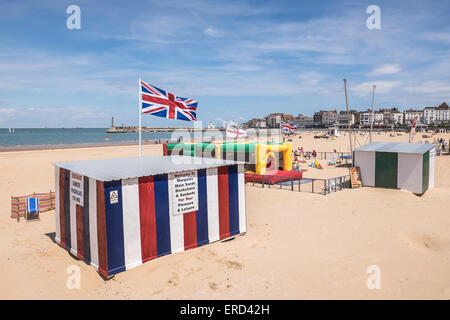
[
  {"left": 104, "top": 180, "right": 126, "bottom": 275},
  {"left": 154, "top": 174, "right": 171, "bottom": 256},
  {"left": 82, "top": 176, "right": 91, "bottom": 264},
  {"left": 228, "top": 165, "right": 240, "bottom": 236},
  {"left": 64, "top": 169, "right": 71, "bottom": 249},
  {"left": 196, "top": 169, "right": 209, "bottom": 247}
]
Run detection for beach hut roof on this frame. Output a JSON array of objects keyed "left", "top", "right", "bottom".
[
  {"left": 354, "top": 142, "right": 436, "bottom": 155},
  {"left": 54, "top": 156, "right": 244, "bottom": 181}
]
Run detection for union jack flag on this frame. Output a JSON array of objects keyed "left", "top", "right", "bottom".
[
  {"left": 140, "top": 81, "right": 198, "bottom": 121},
  {"left": 280, "top": 121, "right": 297, "bottom": 133}
]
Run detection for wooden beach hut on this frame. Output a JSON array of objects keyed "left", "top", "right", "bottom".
[
  {"left": 53, "top": 156, "right": 247, "bottom": 278},
  {"left": 353, "top": 142, "right": 436, "bottom": 194}
]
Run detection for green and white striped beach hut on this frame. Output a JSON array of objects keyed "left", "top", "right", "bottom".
[{"left": 353, "top": 142, "right": 436, "bottom": 194}]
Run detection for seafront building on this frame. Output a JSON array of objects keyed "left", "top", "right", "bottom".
[
  {"left": 423, "top": 103, "right": 450, "bottom": 125},
  {"left": 242, "top": 102, "right": 449, "bottom": 129}
]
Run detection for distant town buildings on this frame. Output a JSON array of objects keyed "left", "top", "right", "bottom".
[
  {"left": 337, "top": 111, "right": 355, "bottom": 128},
  {"left": 423, "top": 103, "right": 450, "bottom": 124},
  {"left": 266, "top": 113, "right": 285, "bottom": 128},
  {"left": 404, "top": 109, "right": 423, "bottom": 125},
  {"left": 293, "top": 114, "right": 314, "bottom": 128},
  {"left": 207, "top": 122, "right": 216, "bottom": 129},
  {"left": 242, "top": 102, "right": 450, "bottom": 129}
]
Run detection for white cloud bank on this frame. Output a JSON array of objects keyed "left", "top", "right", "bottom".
[{"left": 367, "top": 64, "right": 401, "bottom": 76}]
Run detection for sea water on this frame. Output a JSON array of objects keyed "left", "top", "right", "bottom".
[{"left": 0, "top": 128, "right": 177, "bottom": 147}]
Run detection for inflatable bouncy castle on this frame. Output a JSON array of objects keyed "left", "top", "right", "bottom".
[{"left": 164, "top": 141, "right": 295, "bottom": 176}]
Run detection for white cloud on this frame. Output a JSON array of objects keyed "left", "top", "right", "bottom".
[
  {"left": 367, "top": 64, "right": 401, "bottom": 76},
  {"left": 352, "top": 81, "right": 402, "bottom": 96},
  {"left": 0, "top": 108, "right": 16, "bottom": 115},
  {"left": 402, "top": 81, "right": 450, "bottom": 94},
  {"left": 204, "top": 27, "right": 221, "bottom": 37}
]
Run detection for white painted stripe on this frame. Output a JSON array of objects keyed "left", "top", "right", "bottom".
[
  {"left": 69, "top": 196, "right": 77, "bottom": 256},
  {"left": 88, "top": 178, "right": 99, "bottom": 270},
  {"left": 121, "top": 178, "right": 143, "bottom": 270},
  {"left": 168, "top": 174, "right": 185, "bottom": 253},
  {"left": 354, "top": 151, "right": 375, "bottom": 187},
  {"left": 398, "top": 153, "right": 423, "bottom": 194},
  {"left": 206, "top": 167, "right": 220, "bottom": 242},
  {"left": 55, "top": 166, "right": 61, "bottom": 244},
  {"left": 237, "top": 164, "right": 247, "bottom": 234},
  {"left": 429, "top": 148, "right": 435, "bottom": 189}
]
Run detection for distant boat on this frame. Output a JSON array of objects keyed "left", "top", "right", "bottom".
[
  {"left": 8, "top": 128, "right": 11, "bottom": 133},
  {"left": 8, "top": 128, "right": 14, "bottom": 133}
]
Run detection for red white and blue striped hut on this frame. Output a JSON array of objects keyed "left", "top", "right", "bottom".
[{"left": 53, "top": 156, "right": 246, "bottom": 278}]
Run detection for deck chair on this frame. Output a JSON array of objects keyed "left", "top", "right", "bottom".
[{"left": 25, "top": 197, "right": 40, "bottom": 222}]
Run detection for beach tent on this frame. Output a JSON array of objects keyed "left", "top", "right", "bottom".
[
  {"left": 53, "top": 156, "right": 246, "bottom": 278},
  {"left": 353, "top": 142, "right": 436, "bottom": 194}
]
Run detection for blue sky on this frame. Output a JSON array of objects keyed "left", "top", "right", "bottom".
[{"left": 1, "top": 0, "right": 450, "bottom": 127}]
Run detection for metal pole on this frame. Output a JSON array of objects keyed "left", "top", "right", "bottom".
[
  {"left": 138, "top": 77, "right": 142, "bottom": 157},
  {"left": 343, "top": 79, "right": 353, "bottom": 153},
  {"left": 370, "top": 85, "right": 376, "bottom": 143}
]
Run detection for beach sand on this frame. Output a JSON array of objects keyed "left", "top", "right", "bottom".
[{"left": 1, "top": 132, "right": 450, "bottom": 299}]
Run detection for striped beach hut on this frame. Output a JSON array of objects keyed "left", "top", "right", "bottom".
[
  {"left": 53, "top": 156, "right": 246, "bottom": 278},
  {"left": 353, "top": 142, "right": 436, "bottom": 194}
]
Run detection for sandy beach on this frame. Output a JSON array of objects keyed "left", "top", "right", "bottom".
[{"left": 1, "top": 132, "right": 450, "bottom": 299}]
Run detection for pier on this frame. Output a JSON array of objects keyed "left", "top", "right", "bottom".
[{"left": 106, "top": 126, "right": 226, "bottom": 133}]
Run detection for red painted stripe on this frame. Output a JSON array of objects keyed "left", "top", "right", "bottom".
[
  {"left": 163, "top": 143, "right": 167, "bottom": 156},
  {"left": 138, "top": 176, "right": 158, "bottom": 263},
  {"left": 141, "top": 81, "right": 161, "bottom": 96},
  {"left": 59, "top": 168, "right": 66, "bottom": 246},
  {"left": 76, "top": 204, "right": 84, "bottom": 259},
  {"left": 96, "top": 181, "right": 108, "bottom": 277},
  {"left": 183, "top": 212, "right": 197, "bottom": 250},
  {"left": 142, "top": 94, "right": 196, "bottom": 111},
  {"left": 217, "top": 166, "right": 230, "bottom": 239}
]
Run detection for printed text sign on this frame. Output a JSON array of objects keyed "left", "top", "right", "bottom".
[
  {"left": 70, "top": 172, "right": 84, "bottom": 206},
  {"left": 169, "top": 170, "right": 198, "bottom": 215}
]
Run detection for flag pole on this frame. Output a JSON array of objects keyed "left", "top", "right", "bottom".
[
  {"left": 138, "top": 77, "right": 142, "bottom": 157},
  {"left": 343, "top": 78, "right": 353, "bottom": 154},
  {"left": 370, "top": 85, "right": 376, "bottom": 143}
]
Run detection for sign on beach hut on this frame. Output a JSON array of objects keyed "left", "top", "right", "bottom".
[
  {"left": 53, "top": 156, "right": 247, "bottom": 278},
  {"left": 353, "top": 142, "right": 436, "bottom": 194}
]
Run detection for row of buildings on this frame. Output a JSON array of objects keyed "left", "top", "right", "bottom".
[{"left": 244, "top": 103, "right": 450, "bottom": 129}]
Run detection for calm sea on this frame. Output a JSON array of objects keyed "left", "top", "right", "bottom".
[{"left": 0, "top": 128, "right": 177, "bottom": 147}]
